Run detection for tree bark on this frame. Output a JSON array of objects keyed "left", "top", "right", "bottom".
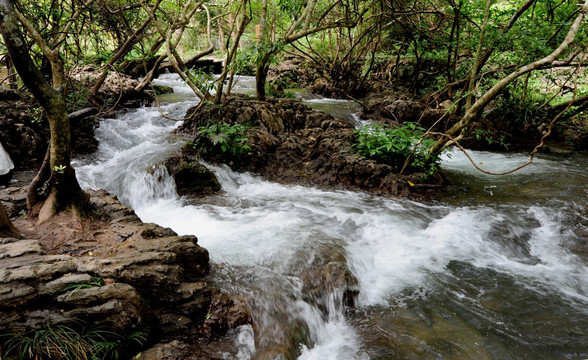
[
  {"left": 0, "top": 0, "right": 88, "bottom": 223},
  {"left": 255, "top": 59, "right": 271, "bottom": 101}
]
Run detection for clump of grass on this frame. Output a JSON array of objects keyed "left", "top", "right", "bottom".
[
  {"left": 63, "top": 277, "right": 104, "bottom": 293},
  {"left": 0, "top": 320, "right": 146, "bottom": 360}
]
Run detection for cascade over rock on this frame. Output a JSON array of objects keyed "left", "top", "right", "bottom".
[{"left": 164, "top": 150, "right": 221, "bottom": 196}]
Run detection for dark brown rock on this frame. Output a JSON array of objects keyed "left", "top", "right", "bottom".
[
  {"left": 164, "top": 152, "right": 221, "bottom": 196},
  {"left": 0, "top": 186, "right": 26, "bottom": 217},
  {"left": 199, "top": 291, "right": 251, "bottom": 338},
  {"left": 178, "top": 95, "right": 330, "bottom": 137}
]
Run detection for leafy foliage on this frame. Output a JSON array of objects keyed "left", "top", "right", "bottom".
[
  {"left": 186, "top": 67, "right": 216, "bottom": 95},
  {"left": 354, "top": 123, "right": 440, "bottom": 177},
  {"left": 192, "top": 122, "right": 252, "bottom": 159},
  {"left": 472, "top": 128, "right": 509, "bottom": 150}
]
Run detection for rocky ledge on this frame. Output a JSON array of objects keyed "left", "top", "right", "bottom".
[
  {"left": 169, "top": 95, "right": 443, "bottom": 199},
  {"left": 0, "top": 186, "right": 250, "bottom": 359}
]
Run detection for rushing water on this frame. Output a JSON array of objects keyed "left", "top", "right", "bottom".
[{"left": 74, "top": 74, "right": 588, "bottom": 359}]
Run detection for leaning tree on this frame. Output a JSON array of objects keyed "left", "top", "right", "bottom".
[
  {"left": 0, "top": 0, "right": 89, "bottom": 223},
  {"left": 421, "top": 0, "right": 588, "bottom": 164}
]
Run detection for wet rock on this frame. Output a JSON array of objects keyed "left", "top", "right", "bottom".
[
  {"left": 164, "top": 152, "right": 221, "bottom": 196},
  {"left": 137, "top": 339, "right": 232, "bottom": 360},
  {"left": 0, "top": 182, "right": 27, "bottom": 219},
  {"left": 162, "top": 282, "right": 211, "bottom": 319},
  {"left": 57, "top": 283, "right": 147, "bottom": 331},
  {"left": 199, "top": 291, "right": 251, "bottom": 338},
  {"left": 178, "top": 95, "right": 330, "bottom": 137},
  {"left": 138, "top": 340, "right": 194, "bottom": 360}
]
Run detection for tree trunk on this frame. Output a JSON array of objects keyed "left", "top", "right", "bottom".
[
  {"left": 255, "top": 59, "right": 271, "bottom": 101},
  {"left": 0, "top": 202, "right": 17, "bottom": 237},
  {"left": 0, "top": 0, "right": 88, "bottom": 223},
  {"left": 465, "top": 0, "right": 492, "bottom": 110}
]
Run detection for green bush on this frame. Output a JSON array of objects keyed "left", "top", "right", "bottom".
[
  {"left": 192, "top": 122, "right": 252, "bottom": 159},
  {"left": 354, "top": 122, "right": 439, "bottom": 177}
]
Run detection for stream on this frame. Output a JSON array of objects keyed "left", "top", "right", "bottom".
[{"left": 74, "top": 74, "right": 588, "bottom": 359}]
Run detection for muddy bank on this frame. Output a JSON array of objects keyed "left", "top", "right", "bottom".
[{"left": 170, "top": 95, "right": 443, "bottom": 199}]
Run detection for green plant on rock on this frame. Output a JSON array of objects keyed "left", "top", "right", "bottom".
[
  {"left": 354, "top": 122, "right": 439, "bottom": 177},
  {"left": 0, "top": 320, "right": 146, "bottom": 360},
  {"left": 63, "top": 277, "right": 105, "bottom": 296},
  {"left": 265, "top": 79, "right": 297, "bottom": 99},
  {"left": 192, "top": 122, "right": 252, "bottom": 159}
]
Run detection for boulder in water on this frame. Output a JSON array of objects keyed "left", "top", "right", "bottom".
[
  {"left": 176, "top": 96, "right": 441, "bottom": 198},
  {"left": 164, "top": 151, "right": 221, "bottom": 196}
]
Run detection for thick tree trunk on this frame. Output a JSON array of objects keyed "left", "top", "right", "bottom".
[
  {"left": 255, "top": 61, "right": 270, "bottom": 101},
  {"left": 0, "top": 0, "right": 88, "bottom": 223}
]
